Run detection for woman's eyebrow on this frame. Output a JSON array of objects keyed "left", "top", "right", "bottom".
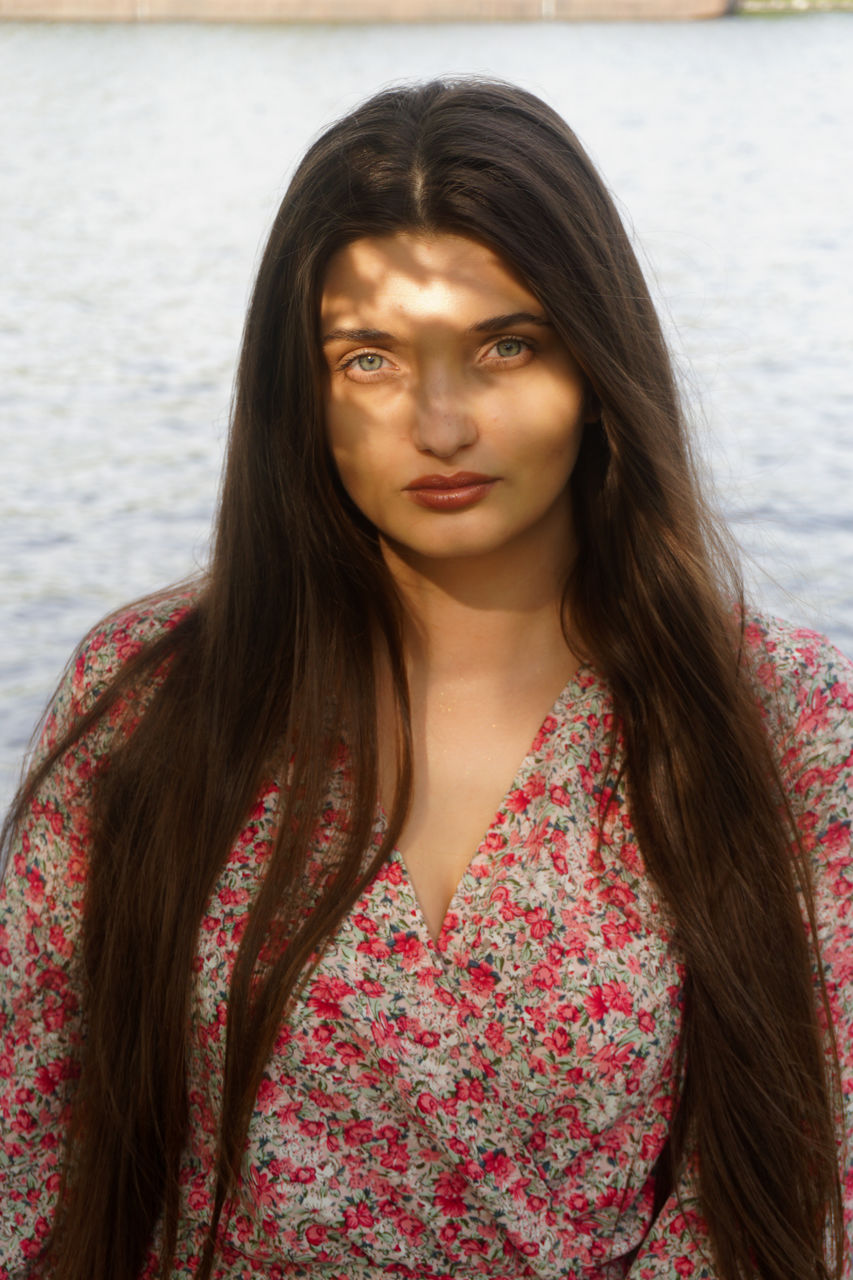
[
  {"left": 322, "top": 326, "right": 396, "bottom": 346},
  {"left": 469, "top": 312, "right": 552, "bottom": 333},
  {"left": 323, "top": 314, "right": 551, "bottom": 345}
]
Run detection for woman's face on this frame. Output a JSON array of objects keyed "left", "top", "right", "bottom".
[{"left": 321, "top": 232, "right": 589, "bottom": 577}]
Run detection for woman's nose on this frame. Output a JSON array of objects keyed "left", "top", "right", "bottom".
[{"left": 410, "top": 369, "right": 478, "bottom": 458}]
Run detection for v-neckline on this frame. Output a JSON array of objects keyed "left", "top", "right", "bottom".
[{"left": 376, "top": 661, "right": 596, "bottom": 951}]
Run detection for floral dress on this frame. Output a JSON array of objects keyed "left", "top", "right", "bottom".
[{"left": 2, "top": 592, "right": 852, "bottom": 1279}]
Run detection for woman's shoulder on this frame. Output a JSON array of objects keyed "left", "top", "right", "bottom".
[
  {"left": 741, "top": 612, "right": 853, "bottom": 730},
  {"left": 740, "top": 613, "right": 853, "bottom": 823},
  {"left": 38, "top": 581, "right": 201, "bottom": 759}
]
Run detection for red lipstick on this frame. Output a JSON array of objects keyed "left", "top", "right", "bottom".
[{"left": 404, "top": 472, "right": 497, "bottom": 511}]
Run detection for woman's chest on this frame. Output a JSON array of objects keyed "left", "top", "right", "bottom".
[
  {"left": 181, "top": 706, "right": 684, "bottom": 1271},
  {"left": 191, "top": 734, "right": 683, "bottom": 1156},
  {"left": 286, "top": 790, "right": 682, "bottom": 1144}
]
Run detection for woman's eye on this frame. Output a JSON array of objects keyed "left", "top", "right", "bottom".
[
  {"left": 342, "top": 352, "right": 387, "bottom": 376},
  {"left": 487, "top": 337, "right": 530, "bottom": 361},
  {"left": 356, "top": 353, "right": 384, "bottom": 372}
]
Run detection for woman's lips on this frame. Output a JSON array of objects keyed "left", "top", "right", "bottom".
[{"left": 404, "top": 472, "right": 497, "bottom": 511}]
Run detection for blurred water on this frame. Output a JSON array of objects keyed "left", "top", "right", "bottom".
[{"left": 1, "top": 14, "right": 852, "bottom": 808}]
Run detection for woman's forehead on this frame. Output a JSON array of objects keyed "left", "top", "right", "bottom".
[{"left": 320, "top": 232, "right": 541, "bottom": 334}]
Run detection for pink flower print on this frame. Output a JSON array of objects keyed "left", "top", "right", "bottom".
[
  {"left": 524, "top": 819, "right": 551, "bottom": 856},
  {"left": 370, "top": 1011, "right": 402, "bottom": 1054},
  {"left": 507, "top": 1175, "right": 532, "bottom": 1205},
  {"left": 343, "top": 1202, "right": 375, "bottom": 1230},
  {"left": 577, "top": 766, "right": 596, "bottom": 796},
  {"left": 601, "top": 979, "right": 634, "bottom": 1015},
  {"left": 584, "top": 987, "right": 607, "bottom": 1022},
  {"left": 380, "top": 1140, "right": 409, "bottom": 1172},
  {"left": 568, "top": 1190, "right": 590, "bottom": 1214},
  {"left": 455, "top": 1076, "right": 485, "bottom": 1105},
  {"left": 481, "top": 1149, "right": 516, "bottom": 1187},
  {"left": 381, "top": 859, "right": 404, "bottom": 886},
  {"left": 489, "top": 884, "right": 525, "bottom": 922},
  {"left": 524, "top": 906, "right": 553, "bottom": 940},
  {"left": 592, "top": 1042, "right": 635, "bottom": 1083},
  {"left": 299, "top": 1118, "right": 325, "bottom": 1137},
  {"left": 484, "top": 1020, "right": 512, "bottom": 1056},
  {"left": 555, "top": 1000, "right": 581, "bottom": 1024},
  {"left": 620, "top": 841, "right": 641, "bottom": 873},
  {"left": 598, "top": 880, "right": 637, "bottom": 910},
  {"left": 465, "top": 961, "right": 498, "bottom": 996},
  {"left": 248, "top": 1169, "right": 279, "bottom": 1208},
  {"left": 458, "top": 1234, "right": 490, "bottom": 1258},
  {"left": 531, "top": 714, "right": 559, "bottom": 752},
  {"left": 114, "top": 629, "right": 144, "bottom": 665},
  {"left": 255, "top": 1076, "right": 280, "bottom": 1114},
  {"left": 217, "top": 885, "right": 250, "bottom": 908},
  {"left": 559, "top": 919, "right": 589, "bottom": 958},
  {"left": 434, "top": 1170, "right": 468, "bottom": 1216},
  {"left": 334, "top": 1039, "right": 365, "bottom": 1065},
  {"left": 33, "top": 1062, "right": 64, "bottom": 1097},
  {"left": 307, "top": 974, "right": 355, "bottom": 1020},
  {"left": 41, "top": 803, "right": 64, "bottom": 836},
  {"left": 397, "top": 1213, "right": 426, "bottom": 1241},
  {"left": 823, "top": 821, "right": 851, "bottom": 855},
  {"left": 352, "top": 912, "right": 378, "bottom": 934},
  {"left": 25, "top": 866, "right": 46, "bottom": 905},
  {"left": 357, "top": 936, "right": 391, "bottom": 960},
  {"left": 830, "top": 678, "right": 853, "bottom": 711},
  {"left": 798, "top": 764, "right": 843, "bottom": 798},
  {"left": 528, "top": 961, "right": 559, "bottom": 992},
  {"left": 596, "top": 911, "right": 630, "bottom": 952},
  {"left": 270, "top": 1096, "right": 301, "bottom": 1128},
  {"left": 442, "top": 910, "right": 460, "bottom": 936},
  {"left": 594, "top": 1185, "right": 621, "bottom": 1212},
  {"left": 392, "top": 931, "right": 426, "bottom": 970},
  {"left": 549, "top": 847, "right": 569, "bottom": 875},
  {"left": 743, "top": 619, "right": 768, "bottom": 648},
  {"left": 525, "top": 772, "right": 547, "bottom": 799},
  {"left": 543, "top": 1027, "right": 572, "bottom": 1056},
  {"left": 187, "top": 1185, "right": 209, "bottom": 1213},
  {"left": 343, "top": 1118, "right": 374, "bottom": 1145},
  {"left": 505, "top": 788, "right": 530, "bottom": 814},
  {"left": 47, "top": 923, "right": 73, "bottom": 959}
]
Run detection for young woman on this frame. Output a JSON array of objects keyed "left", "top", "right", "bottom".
[{"left": 1, "top": 79, "right": 850, "bottom": 1280}]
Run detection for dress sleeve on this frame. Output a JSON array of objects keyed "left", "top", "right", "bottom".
[
  {"left": 627, "top": 622, "right": 853, "bottom": 1279},
  {"left": 0, "top": 653, "right": 96, "bottom": 1273},
  {"left": 774, "top": 627, "right": 853, "bottom": 1273},
  {"left": 0, "top": 592, "right": 192, "bottom": 1275}
]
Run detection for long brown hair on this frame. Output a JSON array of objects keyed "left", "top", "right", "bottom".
[{"left": 4, "top": 79, "right": 843, "bottom": 1280}]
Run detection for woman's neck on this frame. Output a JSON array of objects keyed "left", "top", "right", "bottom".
[{"left": 379, "top": 533, "right": 577, "bottom": 690}]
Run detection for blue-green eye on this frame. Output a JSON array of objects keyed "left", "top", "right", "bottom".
[
  {"left": 354, "top": 353, "right": 384, "bottom": 372},
  {"left": 493, "top": 338, "right": 525, "bottom": 358}
]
